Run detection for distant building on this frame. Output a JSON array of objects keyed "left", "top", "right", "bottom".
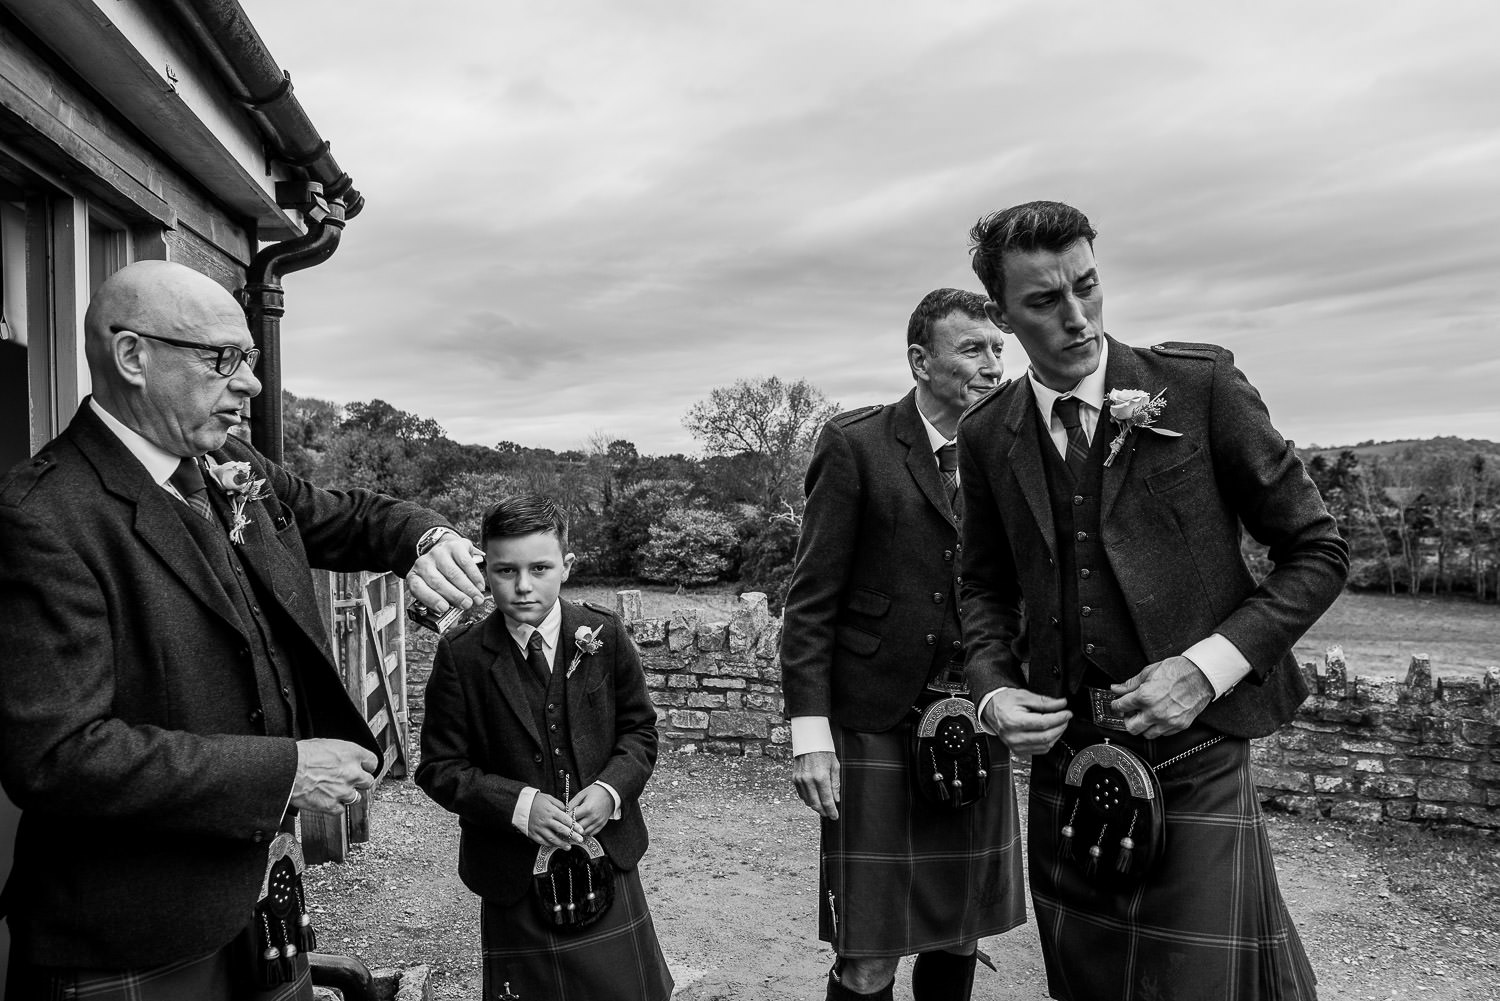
[{"left": 0, "top": 1, "right": 362, "bottom": 986}]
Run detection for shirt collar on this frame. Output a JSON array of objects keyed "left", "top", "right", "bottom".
[
  {"left": 915, "top": 402, "right": 952, "bottom": 454},
  {"left": 89, "top": 397, "right": 183, "bottom": 487},
  {"left": 505, "top": 598, "right": 563, "bottom": 655},
  {"left": 1027, "top": 338, "right": 1110, "bottom": 428}
]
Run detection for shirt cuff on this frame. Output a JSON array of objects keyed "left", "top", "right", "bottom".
[
  {"left": 790, "top": 716, "right": 835, "bottom": 757},
  {"left": 1181, "top": 633, "right": 1253, "bottom": 700},
  {"left": 512, "top": 786, "right": 539, "bottom": 834},
  {"left": 974, "top": 688, "right": 1008, "bottom": 736},
  {"left": 594, "top": 781, "right": 623, "bottom": 820}
]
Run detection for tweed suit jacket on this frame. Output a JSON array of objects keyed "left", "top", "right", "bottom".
[
  {"left": 415, "top": 599, "right": 658, "bottom": 905},
  {"left": 0, "top": 402, "right": 447, "bottom": 969},
  {"left": 780, "top": 390, "right": 967, "bottom": 732},
  {"left": 957, "top": 337, "right": 1349, "bottom": 738}
]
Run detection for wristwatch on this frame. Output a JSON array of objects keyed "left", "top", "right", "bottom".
[{"left": 415, "top": 526, "right": 457, "bottom": 558}]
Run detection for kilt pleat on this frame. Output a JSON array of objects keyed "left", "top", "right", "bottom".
[
  {"left": 482, "top": 864, "right": 673, "bottom": 1001},
  {"left": 1030, "top": 722, "right": 1317, "bottom": 1001},
  {"left": 6, "top": 939, "right": 311, "bottom": 1001},
  {"left": 818, "top": 723, "right": 1026, "bottom": 958}
]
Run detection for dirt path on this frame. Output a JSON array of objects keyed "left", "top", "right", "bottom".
[{"left": 305, "top": 751, "right": 1498, "bottom": 1000}]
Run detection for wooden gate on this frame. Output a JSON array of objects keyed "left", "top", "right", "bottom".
[{"left": 303, "top": 569, "right": 409, "bottom": 863}]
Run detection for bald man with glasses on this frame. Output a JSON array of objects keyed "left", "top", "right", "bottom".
[{"left": 0, "top": 261, "right": 485, "bottom": 1000}]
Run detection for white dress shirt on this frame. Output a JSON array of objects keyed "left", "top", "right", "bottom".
[{"left": 508, "top": 600, "right": 622, "bottom": 832}]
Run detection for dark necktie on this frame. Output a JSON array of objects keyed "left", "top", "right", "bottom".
[
  {"left": 526, "top": 630, "right": 551, "bottom": 687},
  {"left": 1053, "top": 397, "right": 1091, "bottom": 481},
  {"left": 936, "top": 442, "right": 961, "bottom": 519},
  {"left": 169, "top": 457, "right": 213, "bottom": 521}
]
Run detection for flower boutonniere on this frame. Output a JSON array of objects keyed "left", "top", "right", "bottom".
[
  {"left": 1103, "top": 388, "right": 1182, "bottom": 467},
  {"left": 566, "top": 625, "right": 605, "bottom": 679},
  {"left": 205, "top": 457, "right": 271, "bottom": 544}
]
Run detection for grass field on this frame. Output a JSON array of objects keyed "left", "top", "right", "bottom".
[
  {"left": 568, "top": 581, "right": 1497, "bottom": 682},
  {"left": 1293, "top": 590, "right": 1498, "bottom": 680}
]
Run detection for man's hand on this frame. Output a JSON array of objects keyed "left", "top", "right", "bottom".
[
  {"left": 566, "top": 784, "right": 615, "bottom": 837},
  {"left": 981, "top": 689, "right": 1072, "bottom": 756},
  {"left": 1110, "top": 656, "right": 1214, "bottom": 738},
  {"left": 792, "top": 750, "right": 841, "bottom": 820},
  {"left": 291, "top": 738, "right": 378, "bottom": 815},
  {"left": 407, "top": 533, "right": 485, "bottom": 615},
  {"left": 528, "top": 792, "right": 585, "bottom": 848}
]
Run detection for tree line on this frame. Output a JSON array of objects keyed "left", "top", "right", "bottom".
[{"left": 282, "top": 382, "right": 1499, "bottom": 608}]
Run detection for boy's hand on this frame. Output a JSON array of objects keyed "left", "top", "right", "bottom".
[
  {"left": 527, "top": 793, "right": 584, "bottom": 848},
  {"left": 566, "top": 784, "right": 615, "bottom": 837}
]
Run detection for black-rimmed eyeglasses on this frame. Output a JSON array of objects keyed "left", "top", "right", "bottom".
[{"left": 123, "top": 329, "right": 261, "bottom": 376}]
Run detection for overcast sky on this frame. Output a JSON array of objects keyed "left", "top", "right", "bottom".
[{"left": 248, "top": 0, "right": 1498, "bottom": 455}]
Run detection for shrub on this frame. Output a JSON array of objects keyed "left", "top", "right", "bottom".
[{"left": 638, "top": 508, "right": 738, "bottom": 586}]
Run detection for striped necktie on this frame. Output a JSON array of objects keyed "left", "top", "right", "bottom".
[
  {"left": 169, "top": 457, "right": 214, "bottom": 521},
  {"left": 1053, "top": 397, "right": 1091, "bottom": 481},
  {"left": 936, "top": 442, "right": 960, "bottom": 518}
]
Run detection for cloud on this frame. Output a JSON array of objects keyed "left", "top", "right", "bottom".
[{"left": 257, "top": 0, "right": 1499, "bottom": 454}]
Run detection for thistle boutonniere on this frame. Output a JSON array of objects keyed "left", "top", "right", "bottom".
[
  {"left": 205, "top": 457, "right": 271, "bottom": 544},
  {"left": 566, "top": 625, "right": 605, "bottom": 679},
  {"left": 1103, "top": 388, "right": 1182, "bottom": 467}
]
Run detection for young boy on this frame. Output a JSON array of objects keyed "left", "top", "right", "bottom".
[{"left": 416, "top": 493, "right": 673, "bottom": 1000}]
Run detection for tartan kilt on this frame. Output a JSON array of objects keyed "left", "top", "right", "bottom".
[
  {"left": 818, "top": 722, "right": 1026, "bottom": 958},
  {"left": 1029, "top": 719, "right": 1318, "bottom": 1001},
  {"left": 3, "top": 938, "right": 311, "bottom": 1001},
  {"left": 482, "top": 863, "right": 673, "bottom": 1001}
]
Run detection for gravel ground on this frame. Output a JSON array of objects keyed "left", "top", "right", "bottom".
[{"left": 305, "top": 751, "right": 1500, "bottom": 1001}]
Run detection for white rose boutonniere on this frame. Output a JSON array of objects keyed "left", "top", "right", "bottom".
[
  {"left": 566, "top": 624, "right": 605, "bottom": 679},
  {"left": 1103, "top": 388, "right": 1182, "bottom": 467},
  {"left": 205, "top": 457, "right": 271, "bottom": 544}
]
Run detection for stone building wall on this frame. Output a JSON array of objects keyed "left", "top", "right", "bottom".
[{"left": 1252, "top": 649, "right": 1500, "bottom": 830}]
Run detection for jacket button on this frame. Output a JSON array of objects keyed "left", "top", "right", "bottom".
[
  {"left": 925, "top": 634, "right": 936, "bottom": 646},
  {"left": 943, "top": 550, "right": 953, "bottom": 561},
  {"left": 1076, "top": 531, "right": 1088, "bottom": 541},
  {"left": 1050, "top": 666, "right": 1061, "bottom": 677},
  {"left": 1081, "top": 606, "right": 1092, "bottom": 617},
  {"left": 951, "top": 640, "right": 962, "bottom": 650},
  {"left": 533, "top": 753, "right": 543, "bottom": 763},
  {"left": 1049, "top": 616, "right": 1059, "bottom": 628},
  {"left": 1073, "top": 495, "right": 1084, "bottom": 505},
  {"left": 547, "top": 703, "right": 558, "bottom": 712},
  {"left": 549, "top": 723, "right": 559, "bottom": 732},
  {"left": 280, "top": 685, "right": 291, "bottom": 699},
  {"left": 252, "top": 830, "right": 266, "bottom": 843},
  {"left": 932, "top": 592, "right": 944, "bottom": 604},
  {"left": 248, "top": 709, "right": 264, "bottom": 724},
  {"left": 1085, "top": 643, "right": 1096, "bottom": 654},
  {"left": 1080, "top": 568, "right": 1091, "bottom": 579}
]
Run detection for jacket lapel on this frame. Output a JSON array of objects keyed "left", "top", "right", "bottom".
[
  {"left": 1099, "top": 335, "right": 1146, "bottom": 523},
  {"left": 482, "top": 613, "right": 542, "bottom": 748},
  {"left": 560, "top": 602, "right": 591, "bottom": 724},
  {"left": 895, "top": 391, "right": 957, "bottom": 528},
  {"left": 73, "top": 406, "right": 244, "bottom": 634},
  {"left": 1001, "top": 379, "right": 1057, "bottom": 557}
]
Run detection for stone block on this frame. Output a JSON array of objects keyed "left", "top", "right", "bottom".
[
  {"left": 1448, "top": 804, "right": 1500, "bottom": 828},
  {"left": 1413, "top": 802, "right": 1450, "bottom": 821},
  {"left": 1252, "top": 766, "right": 1309, "bottom": 792},
  {"left": 1323, "top": 645, "right": 1348, "bottom": 699},
  {"left": 1438, "top": 676, "right": 1485, "bottom": 706},
  {"left": 670, "top": 709, "right": 710, "bottom": 730},
  {"left": 727, "top": 617, "right": 754, "bottom": 653},
  {"left": 1407, "top": 743, "right": 1482, "bottom": 763},
  {"left": 1417, "top": 778, "right": 1479, "bottom": 804},
  {"left": 1484, "top": 667, "right": 1500, "bottom": 699},
  {"left": 396, "top": 965, "right": 432, "bottom": 1001},
  {"left": 1288, "top": 719, "right": 1346, "bottom": 734},
  {"left": 1360, "top": 775, "right": 1417, "bottom": 798},
  {"left": 1284, "top": 751, "right": 1350, "bottom": 770},
  {"left": 615, "top": 589, "right": 644, "bottom": 622},
  {"left": 722, "top": 692, "right": 743, "bottom": 708},
  {"left": 737, "top": 591, "right": 771, "bottom": 622},
  {"left": 1419, "top": 717, "right": 1460, "bottom": 744},
  {"left": 1329, "top": 800, "right": 1383, "bottom": 824},
  {"left": 1250, "top": 743, "right": 1281, "bottom": 766},
  {"left": 369, "top": 968, "right": 399, "bottom": 1001},
  {"left": 709, "top": 710, "right": 771, "bottom": 738},
  {"left": 667, "top": 673, "right": 699, "bottom": 689},
  {"left": 1488, "top": 789, "right": 1500, "bottom": 808},
  {"left": 1462, "top": 721, "right": 1500, "bottom": 745},
  {"left": 763, "top": 743, "right": 792, "bottom": 760},
  {"left": 1385, "top": 757, "right": 1429, "bottom": 775},
  {"left": 696, "top": 621, "right": 730, "bottom": 652},
  {"left": 1313, "top": 774, "right": 1347, "bottom": 794},
  {"left": 1384, "top": 800, "right": 1416, "bottom": 820},
  {"left": 1299, "top": 660, "right": 1319, "bottom": 691},
  {"left": 1352, "top": 757, "right": 1386, "bottom": 774},
  {"left": 1339, "top": 738, "right": 1402, "bottom": 756},
  {"left": 770, "top": 724, "right": 790, "bottom": 744},
  {"left": 1262, "top": 793, "right": 1320, "bottom": 814},
  {"left": 653, "top": 691, "right": 687, "bottom": 707},
  {"left": 702, "top": 677, "right": 747, "bottom": 689},
  {"left": 1403, "top": 653, "right": 1433, "bottom": 695},
  {"left": 1425, "top": 759, "right": 1475, "bottom": 780},
  {"left": 746, "top": 691, "right": 784, "bottom": 713},
  {"left": 1306, "top": 704, "right": 1365, "bottom": 725},
  {"left": 1477, "top": 762, "right": 1500, "bottom": 784},
  {"left": 704, "top": 739, "right": 745, "bottom": 755},
  {"left": 632, "top": 617, "right": 668, "bottom": 647},
  {"left": 754, "top": 617, "right": 783, "bottom": 659},
  {"left": 667, "top": 610, "right": 700, "bottom": 652},
  {"left": 688, "top": 692, "right": 726, "bottom": 709}
]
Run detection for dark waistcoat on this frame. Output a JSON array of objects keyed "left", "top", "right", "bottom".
[
  {"left": 510, "top": 640, "right": 582, "bottom": 801},
  {"left": 1038, "top": 409, "right": 1148, "bottom": 693}
]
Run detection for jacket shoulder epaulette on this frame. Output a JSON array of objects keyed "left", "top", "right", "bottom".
[
  {"left": 0, "top": 451, "right": 58, "bottom": 508},
  {"left": 1150, "top": 341, "right": 1225, "bottom": 361},
  {"left": 957, "top": 379, "right": 1012, "bottom": 426},
  {"left": 832, "top": 404, "right": 884, "bottom": 428}
]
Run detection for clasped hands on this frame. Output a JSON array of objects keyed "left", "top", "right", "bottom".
[
  {"left": 981, "top": 655, "right": 1214, "bottom": 755},
  {"left": 528, "top": 785, "right": 614, "bottom": 848}
]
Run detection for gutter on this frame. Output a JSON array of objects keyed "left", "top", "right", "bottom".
[{"left": 162, "top": 0, "right": 363, "bottom": 462}]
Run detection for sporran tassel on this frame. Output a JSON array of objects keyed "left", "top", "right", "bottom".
[
  {"left": 1085, "top": 826, "right": 1108, "bottom": 878},
  {"left": 1059, "top": 801, "right": 1080, "bottom": 861},
  {"left": 1116, "top": 810, "right": 1140, "bottom": 874}
]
